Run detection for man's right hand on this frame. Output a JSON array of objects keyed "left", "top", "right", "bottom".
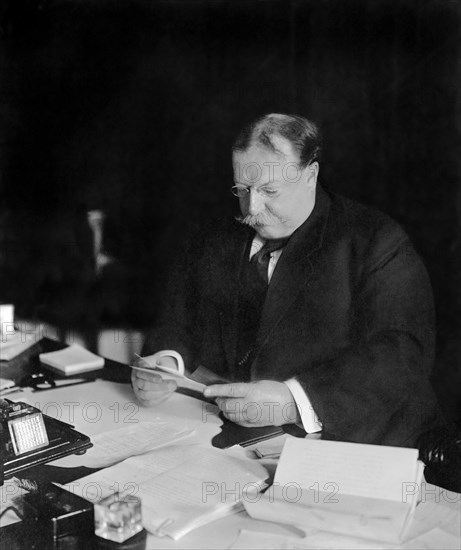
[{"left": 131, "top": 355, "right": 178, "bottom": 407}]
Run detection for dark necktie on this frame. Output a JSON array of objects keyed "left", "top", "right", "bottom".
[
  {"left": 250, "top": 238, "right": 290, "bottom": 284},
  {"left": 235, "top": 237, "right": 290, "bottom": 379}
]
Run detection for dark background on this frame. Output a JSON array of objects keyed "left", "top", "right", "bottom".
[{"left": 0, "top": 0, "right": 460, "bottom": 423}]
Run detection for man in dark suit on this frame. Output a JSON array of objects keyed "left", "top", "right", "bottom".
[{"left": 132, "top": 113, "right": 442, "bottom": 446}]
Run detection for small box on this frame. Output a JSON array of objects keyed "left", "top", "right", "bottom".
[{"left": 22, "top": 483, "right": 94, "bottom": 539}]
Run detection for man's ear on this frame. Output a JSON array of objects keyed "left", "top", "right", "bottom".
[{"left": 305, "top": 162, "right": 319, "bottom": 187}]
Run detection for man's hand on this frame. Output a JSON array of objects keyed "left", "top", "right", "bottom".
[
  {"left": 131, "top": 355, "right": 178, "bottom": 407},
  {"left": 204, "top": 381, "right": 300, "bottom": 427}
]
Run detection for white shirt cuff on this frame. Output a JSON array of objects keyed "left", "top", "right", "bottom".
[{"left": 284, "top": 378, "right": 322, "bottom": 434}]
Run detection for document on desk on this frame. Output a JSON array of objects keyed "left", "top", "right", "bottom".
[
  {"left": 62, "top": 444, "right": 269, "bottom": 540},
  {"left": 51, "top": 421, "right": 195, "bottom": 468},
  {"left": 244, "top": 438, "right": 425, "bottom": 544}
]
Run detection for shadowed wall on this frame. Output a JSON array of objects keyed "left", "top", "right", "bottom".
[{"left": 0, "top": 0, "right": 460, "bottom": 422}]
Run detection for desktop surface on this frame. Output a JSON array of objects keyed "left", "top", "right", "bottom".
[{"left": 0, "top": 338, "right": 460, "bottom": 550}]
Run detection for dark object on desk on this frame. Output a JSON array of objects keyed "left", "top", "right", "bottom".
[
  {"left": 1, "top": 399, "right": 92, "bottom": 485},
  {"left": 2, "top": 522, "right": 147, "bottom": 550},
  {"left": 417, "top": 424, "right": 461, "bottom": 492},
  {"left": 20, "top": 372, "right": 96, "bottom": 392},
  {"left": 18, "top": 371, "right": 57, "bottom": 391},
  {"left": 211, "top": 413, "right": 284, "bottom": 448},
  {"left": 22, "top": 482, "right": 94, "bottom": 539},
  {"left": 1, "top": 522, "right": 97, "bottom": 550}
]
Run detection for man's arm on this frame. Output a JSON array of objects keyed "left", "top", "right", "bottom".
[{"left": 296, "top": 234, "right": 441, "bottom": 446}]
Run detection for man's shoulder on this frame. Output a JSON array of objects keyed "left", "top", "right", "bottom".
[
  {"left": 319, "top": 187, "right": 420, "bottom": 272},
  {"left": 325, "top": 187, "right": 408, "bottom": 243}
]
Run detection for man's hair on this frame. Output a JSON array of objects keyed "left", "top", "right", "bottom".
[{"left": 232, "top": 113, "right": 322, "bottom": 168}]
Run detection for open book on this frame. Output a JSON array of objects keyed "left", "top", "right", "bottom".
[{"left": 244, "top": 438, "right": 425, "bottom": 544}]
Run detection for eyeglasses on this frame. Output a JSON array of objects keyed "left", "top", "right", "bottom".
[{"left": 231, "top": 185, "right": 281, "bottom": 199}]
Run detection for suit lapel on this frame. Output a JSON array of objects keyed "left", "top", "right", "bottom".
[
  {"left": 253, "top": 187, "right": 331, "bottom": 361},
  {"left": 217, "top": 222, "right": 254, "bottom": 374}
]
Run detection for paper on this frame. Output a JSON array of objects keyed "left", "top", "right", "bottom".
[
  {"left": 130, "top": 363, "right": 206, "bottom": 393},
  {"left": 0, "top": 377, "right": 15, "bottom": 390},
  {"left": 230, "top": 529, "right": 397, "bottom": 549},
  {"left": 404, "top": 528, "right": 461, "bottom": 550},
  {"left": 0, "top": 330, "right": 36, "bottom": 360},
  {"left": 403, "top": 493, "right": 461, "bottom": 548},
  {"left": 39, "top": 343, "right": 104, "bottom": 375},
  {"left": 63, "top": 444, "right": 269, "bottom": 540},
  {"left": 51, "top": 421, "right": 194, "bottom": 468},
  {"left": 245, "top": 438, "right": 424, "bottom": 544}
]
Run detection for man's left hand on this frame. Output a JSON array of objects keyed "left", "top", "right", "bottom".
[{"left": 204, "top": 381, "right": 300, "bottom": 427}]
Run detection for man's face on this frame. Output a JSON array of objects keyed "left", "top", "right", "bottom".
[{"left": 232, "top": 138, "right": 318, "bottom": 239}]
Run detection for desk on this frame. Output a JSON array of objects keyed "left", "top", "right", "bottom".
[{"left": 1, "top": 342, "right": 460, "bottom": 549}]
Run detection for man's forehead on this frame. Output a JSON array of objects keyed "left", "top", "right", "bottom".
[
  {"left": 233, "top": 140, "right": 300, "bottom": 184},
  {"left": 233, "top": 138, "right": 297, "bottom": 164}
]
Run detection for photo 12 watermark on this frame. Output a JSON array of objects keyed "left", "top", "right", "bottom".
[
  {"left": 402, "top": 482, "right": 460, "bottom": 504},
  {"left": 202, "top": 481, "right": 340, "bottom": 505},
  {"left": 30, "top": 400, "right": 140, "bottom": 425}
]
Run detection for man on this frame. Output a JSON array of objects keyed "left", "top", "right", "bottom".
[{"left": 132, "top": 113, "right": 442, "bottom": 446}]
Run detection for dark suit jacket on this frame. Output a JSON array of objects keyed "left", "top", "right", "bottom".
[{"left": 144, "top": 186, "right": 443, "bottom": 446}]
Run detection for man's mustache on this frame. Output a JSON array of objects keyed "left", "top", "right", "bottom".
[{"left": 236, "top": 211, "right": 285, "bottom": 227}]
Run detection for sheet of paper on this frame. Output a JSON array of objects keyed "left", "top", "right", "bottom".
[
  {"left": 230, "top": 528, "right": 397, "bottom": 549},
  {"left": 63, "top": 444, "right": 269, "bottom": 540},
  {"left": 61, "top": 445, "right": 194, "bottom": 501},
  {"left": 403, "top": 527, "right": 461, "bottom": 550},
  {"left": 51, "top": 421, "right": 194, "bottom": 468},
  {"left": 130, "top": 364, "right": 206, "bottom": 393},
  {"left": 405, "top": 495, "right": 461, "bottom": 541},
  {"left": 275, "top": 438, "right": 419, "bottom": 502},
  {"left": 20, "top": 379, "right": 222, "bottom": 442},
  {"left": 245, "top": 486, "right": 410, "bottom": 544},
  {"left": 0, "top": 330, "right": 36, "bottom": 360},
  {"left": 0, "top": 377, "right": 15, "bottom": 390},
  {"left": 137, "top": 447, "right": 268, "bottom": 540}
]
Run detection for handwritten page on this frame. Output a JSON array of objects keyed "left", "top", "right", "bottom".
[
  {"left": 63, "top": 444, "right": 269, "bottom": 540},
  {"left": 51, "top": 421, "right": 194, "bottom": 468},
  {"left": 275, "top": 438, "right": 420, "bottom": 501}
]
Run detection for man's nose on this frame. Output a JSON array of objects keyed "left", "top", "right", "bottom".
[{"left": 247, "top": 188, "right": 265, "bottom": 215}]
